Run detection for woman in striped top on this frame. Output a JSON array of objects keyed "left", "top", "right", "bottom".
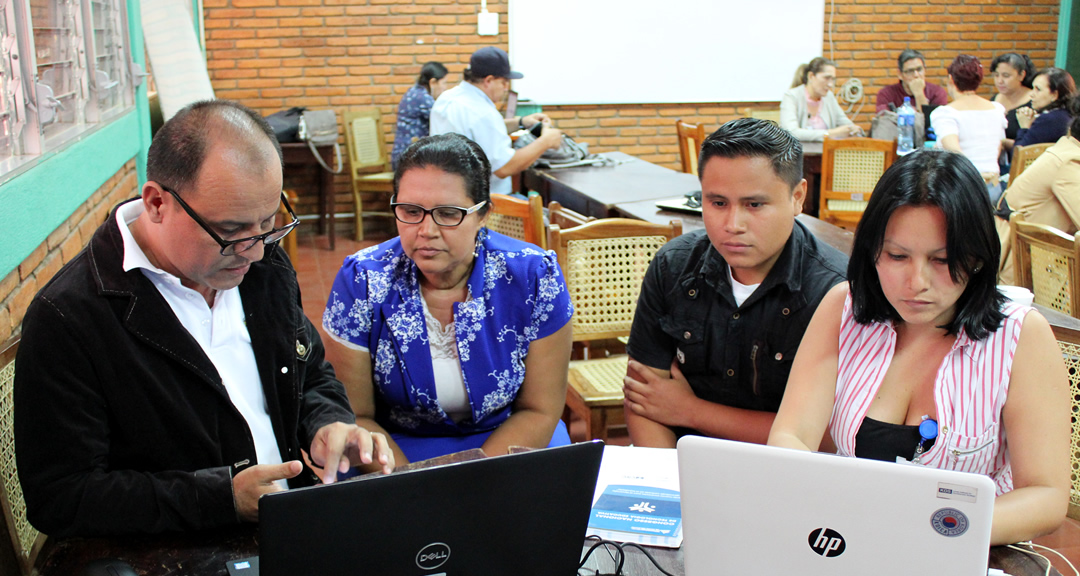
[{"left": 768, "top": 150, "right": 1070, "bottom": 546}]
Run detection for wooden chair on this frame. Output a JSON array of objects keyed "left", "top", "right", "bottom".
[
  {"left": 1010, "top": 215, "right": 1080, "bottom": 318},
  {"left": 0, "top": 339, "right": 47, "bottom": 576},
  {"left": 550, "top": 218, "right": 683, "bottom": 441},
  {"left": 546, "top": 201, "right": 595, "bottom": 249},
  {"left": 277, "top": 189, "right": 300, "bottom": 264},
  {"left": 818, "top": 137, "right": 897, "bottom": 230},
  {"left": 344, "top": 109, "right": 394, "bottom": 241},
  {"left": 487, "top": 192, "right": 546, "bottom": 249},
  {"left": 1009, "top": 142, "right": 1054, "bottom": 185},
  {"left": 548, "top": 201, "right": 594, "bottom": 230},
  {"left": 675, "top": 120, "right": 706, "bottom": 176},
  {"left": 1044, "top": 319, "right": 1080, "bottom": 521}
]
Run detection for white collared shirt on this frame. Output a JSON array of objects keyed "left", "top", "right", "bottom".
[
  {"left": 116, "top": 202, "right": 285, "bottom": 479},
  {"left": 430, "top": 81, "right": 515, "bottom": 196}
]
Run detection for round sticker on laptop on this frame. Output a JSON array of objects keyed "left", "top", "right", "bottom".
[{"left": 930, "top": 508, "right": 969, "bottom": 537}]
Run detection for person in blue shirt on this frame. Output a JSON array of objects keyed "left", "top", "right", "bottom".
[
  {"left": 323, "top": 133, "right": 574, "bottom": 464},
  {"left": 431, "top": 47, "right": 563, "bottom": 196},
  {"left": 391, "top": 61, "right": 449, "bottom": 170},
  {"left": 1014, "top": 67, "right": 1076, "bottom": 151}
]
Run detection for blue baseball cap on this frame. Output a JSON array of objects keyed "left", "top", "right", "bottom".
[{"left": 469, "top": 47, "right": 523, "bottom": 80}]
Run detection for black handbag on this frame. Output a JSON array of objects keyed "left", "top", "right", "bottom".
[
  {"left": 265, "top": 106, "right": 304, "bottom": 143},
  {"left": 264, "top": 107, "right": 342, "bottom": 173}
]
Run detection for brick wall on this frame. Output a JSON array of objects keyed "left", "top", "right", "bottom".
[
  {"left": 202, "top": 0, "right": 1059, "bottom": 235},
  {"left": 0, "top": 160, "right": 139, "bottom": 343}
]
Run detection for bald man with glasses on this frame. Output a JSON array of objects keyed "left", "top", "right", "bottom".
[{"left": 14, "top": 100, "right": 395, "bottom": 538}]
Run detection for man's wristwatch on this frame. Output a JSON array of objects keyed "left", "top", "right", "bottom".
[{"left": 518, "top": 116, "right": 525, "bottom": 130}]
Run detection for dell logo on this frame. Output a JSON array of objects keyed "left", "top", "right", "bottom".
[
  {"left": 808, "top": 528, "right": 846, "bottom": 557},
  {"left": 416, "top": 542, "right": 451, "bottom": 570}
]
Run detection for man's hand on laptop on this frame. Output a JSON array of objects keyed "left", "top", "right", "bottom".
[
  {"left": 623, "top": 359, "right": 697, "bottom": 428},
  {"left": 233, "top": 461, "right": 303, "bottom": 522},
  {"left": 309, "top": 422, "right": 395, "bottom": 484}
]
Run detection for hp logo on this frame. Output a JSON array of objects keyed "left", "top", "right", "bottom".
[
  {"left": 415, "top": 542, "right": 451, "bottom": 570},
  {"left": 807, "top": 528, "right": 846, "bottom": 557}
]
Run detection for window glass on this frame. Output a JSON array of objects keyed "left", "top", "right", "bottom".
[
  {"left": 30, "top": 0, "right": 85, "bottom": 140},
  {"left": 85, "top": 0, "right": 130, "bottom": 120}
]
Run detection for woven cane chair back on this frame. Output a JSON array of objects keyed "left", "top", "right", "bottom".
[
  {"left": 819, "top": 137, "right": 896, "bottom": 230},
  {"left": 0, "top": 339, "right": 46, "bottom": 576},
  {"left": 1011, "top": 217, "right": 1080, "bottom": 318},
  {"left": 551, "top": 218, "right": 682, "bottom": 441},
  {"left": 552, "top": 219, "right": 682, "bottom": 342},
  {"left": 1009, "top": 142, "right": 1053, "bottom": 185},
  {"left": 344, "top": 109, "right": 394, "bottom": 241},
  {"left": 1057, "top": 333, "right": 1080, "bottom": 520},
  {"left": 487, "top": 193, "right": 546, "bottom": 249}
]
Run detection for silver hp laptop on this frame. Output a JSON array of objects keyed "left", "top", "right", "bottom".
[
  {"left": 259, "top": 441, "right": 604, "bottom": 576},
  {"left": 677, "top": 436, "right": 995, "bottom": 576}
]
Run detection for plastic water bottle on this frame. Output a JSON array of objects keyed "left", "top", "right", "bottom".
[{"left": 897, "top": 97, "right": 915, "bottom": 155}]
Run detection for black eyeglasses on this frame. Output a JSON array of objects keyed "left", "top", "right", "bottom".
[
  {"left": 160, "top": 185, "right": 300, "bottom": 256},
  {"left": 390, "top": 197, "right": 486, "bottom": 227}
]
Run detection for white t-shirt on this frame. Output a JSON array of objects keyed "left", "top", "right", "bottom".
[
  {"left": 930, "top": 103, "right": 1007, "bottom": 174},
  {"left": 727, "top": 265, "right": 761, "bottom": 308},
  {"left": 430, "top": 82, "right": 515, "bottom": 196},
  {"left": 116, "top": 202, "right": 285, "bottom": 485}
]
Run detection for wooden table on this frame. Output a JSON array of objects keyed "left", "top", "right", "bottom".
[
  {"left": 281, "top": 142, "right": 337, "bottom": 250},
  {"left": 525, "top": 146, "right": 822, "bottom": 220},
  {"left": 36, "top": 527, "right": 1061, "bottom": 576},
  {"left": 614, "top": 197, "right": 853, "bottom": 252},
  {"left": 525, "top": 151, "right": 701, "bottom": 219}
]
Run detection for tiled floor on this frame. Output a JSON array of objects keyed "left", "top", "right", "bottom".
[{"left": 294, "top": 227, "right": 1080, "bottom": 572}]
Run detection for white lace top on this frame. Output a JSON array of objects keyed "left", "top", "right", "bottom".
[{"left": 421, "top": 294, "right": 470, "bottom": 421}]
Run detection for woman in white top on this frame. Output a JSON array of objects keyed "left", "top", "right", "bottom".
[
  {"left": 768, "top": 150, "right": 1070, "bottom": 546},
  {"left": 780, "top": 57, "right": 862, "bottom": 142},
  {"left": 930, "top": 54, "right": 1007, "bottom": 205}
]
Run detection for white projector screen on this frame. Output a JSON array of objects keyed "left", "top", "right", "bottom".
[{"left": 508, "top": 0, "right": 826, "bottom": 105}]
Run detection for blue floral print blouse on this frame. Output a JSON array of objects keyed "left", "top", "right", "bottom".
[
  {"left": 391, "top": 85, "right": 435, "bottom": 170},
  {"left": 323, "top": 229, "right": 573, "bottom": 437}
]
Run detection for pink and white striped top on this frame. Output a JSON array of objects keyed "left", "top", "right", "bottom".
[{"left": 829, "top": 292, "right": 1030, "bottom": 495}]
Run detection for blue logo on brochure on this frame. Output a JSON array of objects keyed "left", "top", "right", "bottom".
[{"left": 930, "top": 508, "right": 969, "bottom": 537}]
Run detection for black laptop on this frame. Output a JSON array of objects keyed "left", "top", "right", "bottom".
[{"left": 256, "top": 441, "right": 604, "bottom": 576}]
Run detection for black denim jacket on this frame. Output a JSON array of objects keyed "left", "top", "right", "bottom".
[
  {"left": 627, "top": 222, "right": 847, "bottom": 418},
  {"left": 14, "top": 199, "right": 354, "bottom": 537}
]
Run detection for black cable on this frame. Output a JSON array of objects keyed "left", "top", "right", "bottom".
[
  {"left": 577, "top": 537, "right": 676, "bottom": 576},
  {"left": 618, "top": 542, "right": 676, "bottom": 576}
]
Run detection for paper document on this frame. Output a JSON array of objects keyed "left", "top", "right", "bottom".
[{"left": 587, "top": 445, "right": 682, "bottom": 548}]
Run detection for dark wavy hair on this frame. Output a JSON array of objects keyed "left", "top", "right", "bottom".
[
  {"left": 1034, "top": 67, "right": 1076, "bottom": 112},
  {"left": 698, "top": 118, "right": 803, "bottom": 189},
  {"left": 991, "top": 53, "right": 1036, "bottom": 89},
  {"left": 790, "top": 57, "right": 836, "bottom": 89},
  {"left": 393, "top": 133, "right": 492, "bottom": 216},
  {"left": 948, "top": 55, "right": 984, "bottom": 92},
  {"left": 849, "top": 150, "right": 1004, "bottom": 340},
  {"left": 416, "top": 61, "right": 448, "bottom": 93},
  {"left": 147, "top": 99, "right": 282, "bottom": 194},
  {"left": 897, "top": 48, "right": 925, "bottom": 71}
]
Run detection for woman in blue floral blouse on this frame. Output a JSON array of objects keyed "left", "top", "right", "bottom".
[
  {"left": 324, "top": 133, "right": 574, "bottom": 464},
  {"left": 391, "top": 62, "right": 449, "bottom": 170}
]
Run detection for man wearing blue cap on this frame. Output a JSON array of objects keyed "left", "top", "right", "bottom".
[{"left": 431, "top": 46, "right": 563, "bottom": 195}]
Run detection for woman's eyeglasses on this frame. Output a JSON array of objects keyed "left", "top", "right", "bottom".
[{"left": 390, "top": 199, "right": 487, "bottom": 227}]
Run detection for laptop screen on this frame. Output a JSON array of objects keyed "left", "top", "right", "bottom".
[{"left": 259, "top": 441, "right": 603, "bottom": 576}]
